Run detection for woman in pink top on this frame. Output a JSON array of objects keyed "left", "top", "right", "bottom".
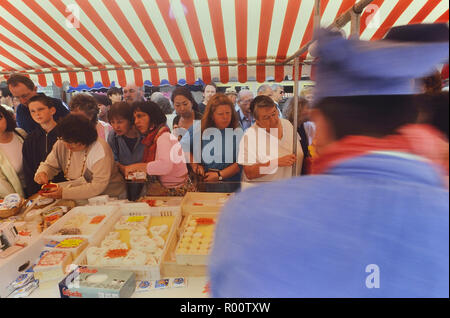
[{"left": 123, "top": 101, "right": 195, "bottom": 196}]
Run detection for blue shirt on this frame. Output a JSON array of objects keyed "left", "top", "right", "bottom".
[
  {"left": 180, "top": 122, "right": 242, "bottom": 182},
  {"left": 107, "top": 132, "right": 145, "bottom": 166},
  {"left": 210, "top": 153, "right": 449, "bottom": 297},
  {"left": 236, "top": 108, "right": 255, "bottom": 132}
]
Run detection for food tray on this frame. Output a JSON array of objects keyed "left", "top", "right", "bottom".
[
  {"left": 161, "top": 223, "right": 207, "bottom": 278},
  {"left": 42, "top": 205, "right": 121, "bottom": 246},
  {"left": 174, "top": 214, "right": 217, "bottom": 266},
  {"left": 180, "top": 192, "right": 232, "bottom": 216},
  {"left": 74, "top": 203, "right": 181, "bottom": 281},
  {"left": 139, "top": 196, "right": 183, "bottom": 215}
]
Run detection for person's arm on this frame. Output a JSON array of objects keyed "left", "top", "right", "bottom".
[
  {"left": 22, "top": 139, "right": 40, "bottom": 197},
  {"left": 35, "top": 140, "right": 64, "bottom": 182},
  {"left": 60, "top": 152, "right": 112, "bottom": 200},
  {"left": 204, "top": 163, "right": 241, "bottom": 182},
  {"left": 242, "top": 155, "right": 297, "bottom": 180},
  {"left": 0, "top": 172, "right": 16, "bottom": 198}
]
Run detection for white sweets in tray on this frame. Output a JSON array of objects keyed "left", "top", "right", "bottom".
[{"left": 74, "top": 203, "right": 181, "bottom": 281}]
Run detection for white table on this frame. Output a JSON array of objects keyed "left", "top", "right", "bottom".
[{"left": 26, "top": 276, "right": 209, "bottom": 298}]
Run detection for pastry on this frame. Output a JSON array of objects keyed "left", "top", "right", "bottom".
[
  {"left": 86, "top": 247, "right": 107, "bottom": 265},
  {"left": 33, "top": 251, "right": 72, "bottom": 283}
]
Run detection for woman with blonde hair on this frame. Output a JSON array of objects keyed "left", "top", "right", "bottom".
[{"left": 180, "top": 93, "right": 242, "bottom": 192}]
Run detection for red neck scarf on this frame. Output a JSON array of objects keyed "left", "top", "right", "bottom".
[
  {"left": 141, "top": 124, "right": 171, "bottom": 163},
  {"left": 311, "top": 124, "right": 449, "bottom": 175}
]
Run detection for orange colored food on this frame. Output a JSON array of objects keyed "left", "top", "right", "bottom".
[
  {"left": 106, "top": 249, "right": 129, "bottom": 258},
  {"left": 90, "top": 215, "right": 106, "bottom": 224}
]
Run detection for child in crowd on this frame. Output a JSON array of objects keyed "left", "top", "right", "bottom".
[
  {"left": 22, "top": 95, "right": 66, "bottom": 197},
  {"left": 107, "top": 87, "right": 122, "bottom": 104}
]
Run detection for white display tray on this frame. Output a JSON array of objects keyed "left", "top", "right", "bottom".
[{"left": 74, "top": 203, "right": 181, "bottom": 281}]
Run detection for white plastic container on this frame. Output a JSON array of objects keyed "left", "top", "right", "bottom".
[
  {"left": 43, "top": 205, "right": 121, "bottom": 246},
  {"left": 74, "top": 203, "right": 181, "bottom": 281}
]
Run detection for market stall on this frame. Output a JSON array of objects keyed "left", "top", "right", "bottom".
[
  {"left": 1, "top": 0, "right": 449, "bottom": 298},
  {"left": 1, "top": 190, "right": 234, "bottom": 298}
]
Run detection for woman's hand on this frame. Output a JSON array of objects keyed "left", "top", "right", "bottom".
[
  {"left": 40, "top": 186, "right": 62, "bottom": 199},
  {"left": 203, "top": 171, "right": 220, "bottom": 182},
  {"left": 34, "top": 172, "right": 49, "bottom": 185},
  {"left": 191, "top": 163, "right": 205, "bottom": 177}
]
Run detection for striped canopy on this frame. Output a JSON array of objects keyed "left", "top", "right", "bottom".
[{"left": 0, "top": 0, "right": 448, "bottom": 87}]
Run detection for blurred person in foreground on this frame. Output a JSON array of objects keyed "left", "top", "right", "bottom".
[{"left": 209, "top": 24, "right": 449, "bottom": 297}]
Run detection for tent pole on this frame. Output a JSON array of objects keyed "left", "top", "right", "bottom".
[
  {"left": 282, "top": 0, "right": 374, "bottom": 65},
  {"left": 292, "top": 56, "right": 300, "bottom": 177},
  {"left": 350, "top": 9, "right": 361, "bottom": 39},
  {"left": 292, "top": 0, "right": 320, "bottom": 176}
]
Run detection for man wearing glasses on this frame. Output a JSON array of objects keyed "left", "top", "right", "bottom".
[
  {"left": 237, "top": 95, "right": 303, "bottom": 190},
  {"left": 7, "top": 74, "right": 69, "bottom": 134}
]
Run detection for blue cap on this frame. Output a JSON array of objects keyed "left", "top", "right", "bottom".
[{"left": 313, "top": 24, "right": 449, "bottom": 104}]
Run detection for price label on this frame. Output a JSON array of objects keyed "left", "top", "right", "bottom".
[
  {"left": 127, "top": 216, "right": 146, "bottom": 223},
  {"left": 57, "top": 239, "right": 84, "bottom": 248}
]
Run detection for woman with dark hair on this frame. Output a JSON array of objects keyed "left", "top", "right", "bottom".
[
  {"left": 123, "top": 101, "right": 193, "bottom": 196},
  {"left": 69, "top": 93, "right": 113, "bottom": 141},
  {"left": 180, "top": 93, "right": 242, "bottom": 192},
  {"left": 34, "top": 114, "right": 125, "bottom": 200},
  {"left": 171, "top": 86, "right": 202, "bottom": 132},
  {"left": 0, "top": 105, "right": 27, "bottom": 198},
  {"left": 107, "top": 102, "right": 145, "bottom": 173}
]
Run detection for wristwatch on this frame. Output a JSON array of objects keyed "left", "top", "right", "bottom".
[{"left": 217, "top": 171, "right": 223, "bottom": 181}]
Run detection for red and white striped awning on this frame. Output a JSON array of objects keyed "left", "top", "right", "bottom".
[{"left": 0, "top": 0, "right": 448, "bottom": 87}]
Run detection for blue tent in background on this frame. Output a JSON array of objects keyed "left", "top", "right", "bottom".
[{"left": 67, "top": 79, "right": 205, "bottom": 93}]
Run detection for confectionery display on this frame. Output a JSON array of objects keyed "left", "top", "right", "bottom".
[
  {"left": 33, "top": 250, "right": 72, "bottom": 283},
  {"left": 85, "top": 214, "right": 175, "bottom": 267},
  {"left": 54, "top": 212, "right": 107, "bottom": 236},
  {"left": 1, "top": 192, "right": 220, "bottom": 297},
  {"left": 175, "top": 216, "right": 217, "bottom": 265}
]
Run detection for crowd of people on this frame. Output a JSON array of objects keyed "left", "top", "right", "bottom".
[{"left": 0, "top": 73, "right": 320, "bottom": 200}]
